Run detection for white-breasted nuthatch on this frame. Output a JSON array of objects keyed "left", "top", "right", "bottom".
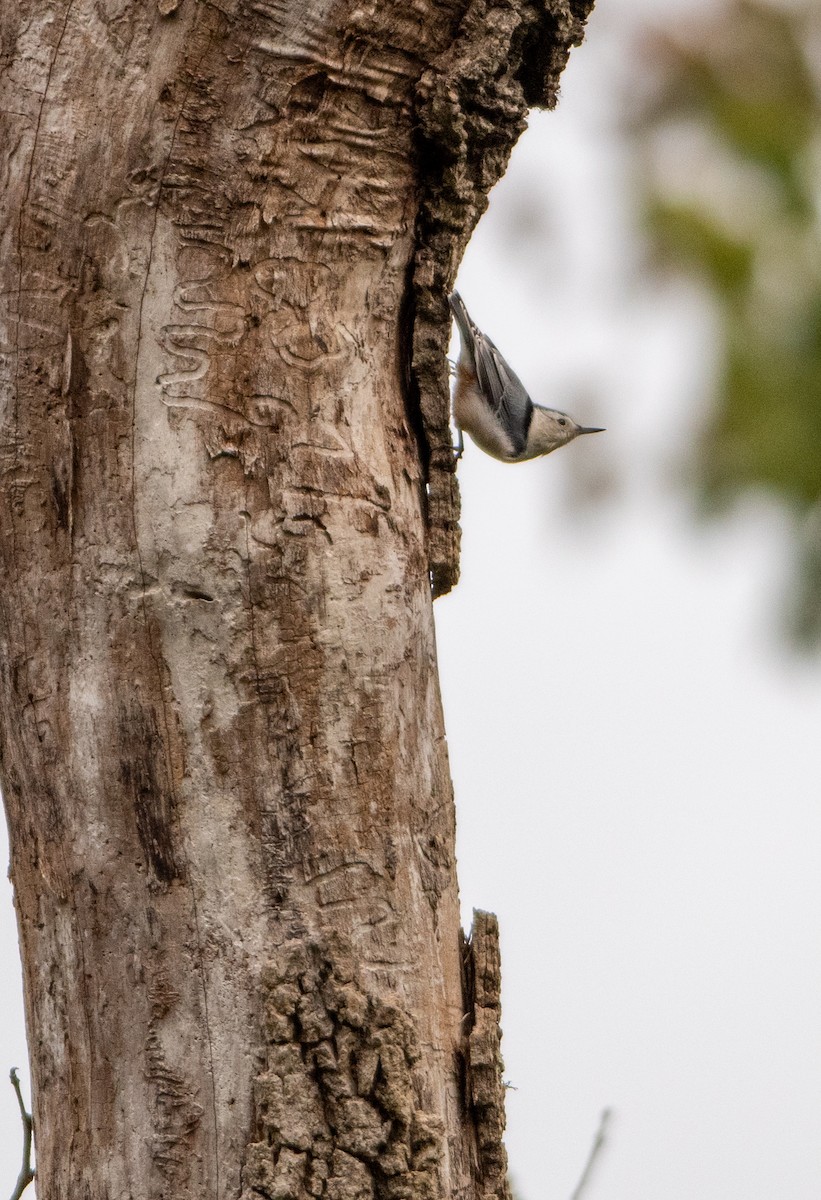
[{"left": 449, "top": 291, "right": 604, "bottom": 462}]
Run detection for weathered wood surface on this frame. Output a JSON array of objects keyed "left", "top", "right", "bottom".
[{"left": 0, "top": 1, "right": 593, "bottom": 1196}]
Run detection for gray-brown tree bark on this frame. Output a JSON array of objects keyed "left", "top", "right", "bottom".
[{"left": 0, "top": 1, "right": 593, "bottom": 1197}]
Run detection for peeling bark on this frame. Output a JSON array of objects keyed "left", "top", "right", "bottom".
[
  {"left": 0, "top": 1, "right": 593, "bottom": 1196},
  {"left": 412, "top": 0, "right": 594, "bottom": 594}
]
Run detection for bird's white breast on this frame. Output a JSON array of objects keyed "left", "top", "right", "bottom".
[{"left": 454, "top": 369, "right": 517, "bottom": 461}]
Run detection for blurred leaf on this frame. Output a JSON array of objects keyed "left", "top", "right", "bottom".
[
  {"left": 635, "top": 0, "right": 821, "bottom": 645},
  {"left": 645, "top": 1, "right": 817, "bottom": 213},
  {"left": 704, "top": 330, "right": 821, "bottom": 506},
  {"left": 790, "top": 502, "right": 821, "bottom": 646},
  {"left": 648, "top": 200, "right": 755, "bottom": 294}
]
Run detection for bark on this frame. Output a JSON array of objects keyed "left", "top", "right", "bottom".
[{"left": 0, "top": 1, "right": 593, "bottom": 1197}]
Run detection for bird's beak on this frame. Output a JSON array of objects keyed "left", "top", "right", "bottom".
[{"left": 578, "top": 426, "right": 605, "bottom": 435}]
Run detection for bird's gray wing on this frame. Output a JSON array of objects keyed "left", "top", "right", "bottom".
[{"left": 473, "top": 330, "right": 533, "bottom": 458}]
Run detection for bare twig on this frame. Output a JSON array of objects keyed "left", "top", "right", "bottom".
[
  {"left": 569, "top": 1107, "right": 612, "bottom": 1200},
  {"left": 8, "top": 1069, "right": 34, "bottom": 1200}
]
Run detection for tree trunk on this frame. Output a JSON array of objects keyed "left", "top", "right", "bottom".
[{"left": 0, "top": 1, "right": 592, "bottom": 1196}]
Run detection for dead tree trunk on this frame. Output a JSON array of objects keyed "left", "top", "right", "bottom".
[{"left": 0, "top": 1, "right": 592, "bottom": 1196}]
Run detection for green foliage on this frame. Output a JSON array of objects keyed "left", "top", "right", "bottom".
[{"left": 638, "top": 0, "right": 821, "bottom": 643}]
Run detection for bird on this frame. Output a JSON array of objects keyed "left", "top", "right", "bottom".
[{"left": 449, "top": 291, "right": 604, "bottom": 462}]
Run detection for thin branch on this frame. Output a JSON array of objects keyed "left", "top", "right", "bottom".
[
  {"left": 8, "top": 1069, "right": 34, "bottom": 1200},
  {"left": 569, "top": 1107, "right": 612, "bottom": 1200}
]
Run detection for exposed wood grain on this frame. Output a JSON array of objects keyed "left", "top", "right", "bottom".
[{"left": 0, "top": 1, "right": 594, "bottom": 1195}]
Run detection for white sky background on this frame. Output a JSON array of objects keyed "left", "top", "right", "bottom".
[
  {"left": 2, "top": 0, "right": 821, "bottom": 1196},
  {"left": 436, "top": 0, "right": 821, "bottom": 1197}
]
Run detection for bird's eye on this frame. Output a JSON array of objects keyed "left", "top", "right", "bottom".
[{"left": 558, "top": 418, "right": 567, "bottom": 427}]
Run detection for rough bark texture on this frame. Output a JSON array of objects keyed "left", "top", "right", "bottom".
[{"left": 0, "top": 1, "right": 593, "bottom": 1197}]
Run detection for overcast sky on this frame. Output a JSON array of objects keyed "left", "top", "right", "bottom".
[
  {"left": 2, "top": 1, "right": 820, "bottom": 1197},
  {"left": 437, "top": 1, "right": 821, "bottom": 1196}
]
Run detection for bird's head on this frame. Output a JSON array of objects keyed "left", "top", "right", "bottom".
[{"left": 527, "top": 406, "right": 605, "bottom": 458}]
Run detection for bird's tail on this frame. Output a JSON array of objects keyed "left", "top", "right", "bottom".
[{"left": 448, "top": 292, "right": 477, "bottom": 369}]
